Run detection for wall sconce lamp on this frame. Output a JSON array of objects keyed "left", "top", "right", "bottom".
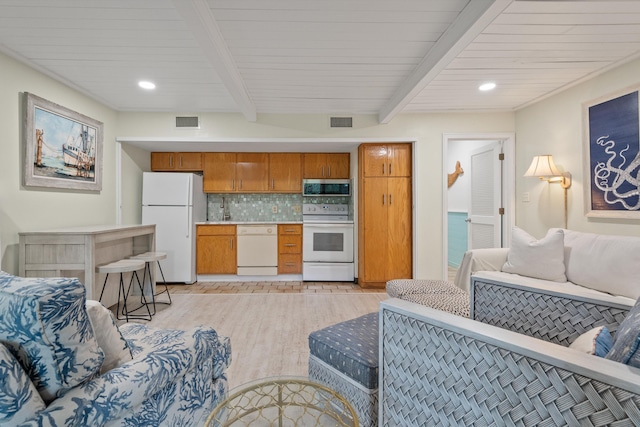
[{"left": 524, "top": 154, "right": 572, "bottom": 228}]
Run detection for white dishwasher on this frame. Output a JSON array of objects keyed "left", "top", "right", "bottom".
[{"left": 237, "top": 225, "right": 278, "bottom": 276}]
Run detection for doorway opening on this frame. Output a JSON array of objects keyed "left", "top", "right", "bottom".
[{"left": 442, "top": 133, "right": 515, "bottom": 282}]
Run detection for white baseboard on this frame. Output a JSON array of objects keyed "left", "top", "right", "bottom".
[{"left": 196, "top": 274, "right": 303, "bottom": 282}]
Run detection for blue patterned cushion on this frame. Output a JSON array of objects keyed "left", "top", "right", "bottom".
[
  {"left": 308, "top": 312, "right": 378, "bottom": 389},
  {"left": 0, "top": 272, "right": 104, "bottom": 403},
  {"left": 606, "top": 297, "right": 640, "bottom": 366},
  {"left": 0, "top": 343, "right": 45, "bottom": 426}
]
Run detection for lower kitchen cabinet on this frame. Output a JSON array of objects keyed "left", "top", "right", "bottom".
[
  {"left": 278, "top": 224, "right": 302, "bottom": 274},
  {"left": 196, "top": 225, "right": 236, "bottom": 274}
]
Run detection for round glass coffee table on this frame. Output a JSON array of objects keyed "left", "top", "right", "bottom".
[{"left": 204, "top": 377, "right": 358, "bottom": 426}]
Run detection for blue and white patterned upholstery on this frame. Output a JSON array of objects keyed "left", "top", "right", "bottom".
[
  {"left": 0, "top": 271, "right": 104, "bottom": 403},
  {"left": 0, "top": 271, "right": 231, "bottom": 427},
  {"left": 0, "top": 343, "right": 46, "bottom": 426},
  {"left": 20, "top": 324, "right": 231, "bottom": 427},
  {"left": 606, "top": 296, "right": 640, "bottom": 367}
]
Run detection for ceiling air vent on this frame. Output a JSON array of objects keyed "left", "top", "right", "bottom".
[
  {"left": 330, "top": 117, "right": 352, "bottom": 128},
  {"left": 175, "top": 116, "right": 200, "bottom": 129}
]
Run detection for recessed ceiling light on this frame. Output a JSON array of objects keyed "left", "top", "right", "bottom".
[
  {"left": 138, "top": 81, "right": 156, "bottom": 90},
  {"left": 479, "top": 82, "right": 496, "bottom": 91}
]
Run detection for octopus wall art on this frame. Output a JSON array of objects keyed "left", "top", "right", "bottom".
[{"left": 586, "top": 89, "right": 640, "bottom": 216}]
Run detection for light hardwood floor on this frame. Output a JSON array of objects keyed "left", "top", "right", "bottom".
[
  {"left": 164, "top": 281, "right": 386, "bottom": 294},
  {"left": 146, "top": 290, "right": 388, "bottom": 389}
]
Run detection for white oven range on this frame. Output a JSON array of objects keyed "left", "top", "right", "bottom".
[{"left": 302, "top": 203, "right": 354, "bottom": 281}]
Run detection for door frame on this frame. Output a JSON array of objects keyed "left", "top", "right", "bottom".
[{"left": 441, "top": 133, "right": 515, "bottom": 280}]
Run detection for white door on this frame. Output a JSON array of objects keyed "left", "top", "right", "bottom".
[
  {"left": 142, "top": 205, "right": 195, "bottom": 283},
  {"left": 467, "top": 141, "right": 503, "bottom": 249}
]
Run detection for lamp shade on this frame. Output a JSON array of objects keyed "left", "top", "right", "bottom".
[{"left": 524, "top": 155, "right": 561, "bottom": 178}]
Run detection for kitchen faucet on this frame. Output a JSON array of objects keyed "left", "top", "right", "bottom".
[{"left": 220, "top": 197, "right": 230, "bottom": 221}]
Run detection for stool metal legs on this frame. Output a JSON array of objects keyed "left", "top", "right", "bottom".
[
  {"left": 99, "top": 271, "right": 152, "bottom": 322},
  {"left": 154, "top": 260, "right": 172, "bottom": 305},
  {"left": 139, "top": 260, "right": 172, "bottom": 315}
]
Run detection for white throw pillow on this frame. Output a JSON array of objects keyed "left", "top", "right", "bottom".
[
  {"left": 558, "top": 228, "right": 640, "bottom": 300},
  {"left": 85, "top": 300, "right": 133, "bottom": 374},
  {"left": 569, "top": 326, "right": 613, "bottom": 357},
  {"left": 502, "top": 227, "right": 567, "bottom": 282}
]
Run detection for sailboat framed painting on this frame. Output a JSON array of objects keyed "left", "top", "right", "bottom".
[
  {"left": 23, "top": 92, "right": 103, "bottom": 191},
  {"left": 583, "top": 85, "right": 640, "bottom": 219}
]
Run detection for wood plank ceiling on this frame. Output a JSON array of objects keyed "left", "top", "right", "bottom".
[{"left": 0, "top": 0, "right": 639, "bottom": 123}]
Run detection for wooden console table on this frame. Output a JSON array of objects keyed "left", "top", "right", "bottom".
[{"left": 19, "top": 224, "right": 156, "bottom": 308}]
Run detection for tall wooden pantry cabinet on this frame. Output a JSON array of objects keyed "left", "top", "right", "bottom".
[{"left": 358, "top": 143, "right": 412, "bottom": 288}]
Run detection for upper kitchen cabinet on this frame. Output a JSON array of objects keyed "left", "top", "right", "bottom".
[
  {"left": 150, "top": 152, "right": 203, "bottom": 171},
  {"left": 360, "top": 144, "right": 411, "bottom": 177},
  {"left": 236, "top": 153, "right": 269, "bottom": 192},
  {"left": 269, "top": 153, "right": 302, "bottom": 192},
  {"left": 203, "top": 153, "right": 236, "bottom": 192},
  {"left": 303, "top": 153, "right": 350, "bottom": 179},
  {"left": 203, "top": 153, "right": 269, "bottom": 193}
]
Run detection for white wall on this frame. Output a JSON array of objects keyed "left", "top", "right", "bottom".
[
  {"left": 0, "top": 51, "right": 119, "bottom": 273},
  {"left": 117, "top": 112, "right": 516, "bottom": 281},
  {"left": 119, "top": 143, "right": 149, "bottom": 225},
  {"left": 447, "top": 140, "right": 497, "bottom": 212},
  {"left": 516, "top": 57, "right": 640, "bottom": 238}
]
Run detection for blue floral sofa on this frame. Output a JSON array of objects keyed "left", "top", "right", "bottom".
[{"left": 0, "top": 271, "right": 231, "bottom": 426}]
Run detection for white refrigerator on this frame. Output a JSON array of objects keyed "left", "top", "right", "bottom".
[{"left": 142, "top": 172, "right": 206, "bottom": 284}]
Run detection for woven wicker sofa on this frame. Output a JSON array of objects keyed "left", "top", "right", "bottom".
[
  {"left": 379, "top": 298, "right": 640, "bottom": 426},
  {"left": 456, "top": 228, "right": 640, "bottom": 343}
]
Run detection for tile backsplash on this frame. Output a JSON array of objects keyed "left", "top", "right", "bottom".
[{"left": 207, "top": 194, "right": 351, "bottom": 222}]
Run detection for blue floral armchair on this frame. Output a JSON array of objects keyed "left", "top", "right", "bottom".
[{"left": 0, "top": 271, "right": 231, "bottom": 427}]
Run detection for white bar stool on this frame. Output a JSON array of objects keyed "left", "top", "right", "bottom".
[
  {"left": 96, "top": 259, "right": 152, "bottom": 322},
  {"left": 129, "top": 251, "right": 171, "bottom": 315}
]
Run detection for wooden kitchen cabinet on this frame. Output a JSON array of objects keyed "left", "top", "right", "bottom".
[
  {"left": 278, "top": 224, "right": 302, "bottom": 274},
  {"left": 303, "top": 153, "right": 350, "bottom": 179},
  {"left": 203, "top": 153, "right": 269, "bottom": 193},
  {"left": 269, "top": 153, "right": 302, "bottom": 192},
  {"left": 196, "top": 225, "right": 236, "bottom": 274},
  {"left": 361, "top": 144, "right": 411, "bottom": 177},
  {"left": 358, "top": 143, "right": 412, "bottom": 288},
  {"left": 203, "top": 153, "right": 236, "bottom": 192},
  {"left": 236, "top": 153, "right": 269, "bottom": 192},
  {"left": 150, "top": 152, "right": 203, "bottom": 171}
]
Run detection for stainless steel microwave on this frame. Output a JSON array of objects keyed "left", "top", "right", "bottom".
[{"left": 302, "top": 179, "right": 351, "bottom": 197}]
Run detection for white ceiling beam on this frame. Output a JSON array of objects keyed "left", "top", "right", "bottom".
[
  {"left": 378, "top": 0, "right": 513, "bottom": 124},
  {"left": 172, "top": 0, "right": 257, "bottom": 122}
]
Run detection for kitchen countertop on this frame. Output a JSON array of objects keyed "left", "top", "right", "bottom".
[
  {"left": 18, "top": 223, "right": 156, "bottom": 235},
  {"left": 197, "top": 221, "right": 302, "bottom": 225}
]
